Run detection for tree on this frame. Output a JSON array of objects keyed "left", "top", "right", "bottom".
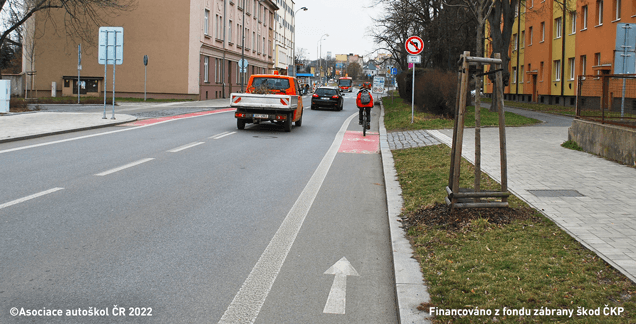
[
  {"left": 346, "top": 62, "right": 362, "bottom": 79},
  {"left": 0, "top": 0, "right": 136, "bottom": 76}
]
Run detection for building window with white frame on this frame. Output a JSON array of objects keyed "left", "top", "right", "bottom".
[
  {"left": 204, "top": 56, "right": 209, "bottom": 82},
  {"left": 204, "top": 9, "right": 210, "bottom": 35},
  {"left": 614, "top": 0, "right": 621, "bottom": 20},
  {"left": 555, "top": 17, "right": 562, "bottom": 38},
  {"left": 513, "top": 33, "right": 518, "bottom": 50},
  {"left": 597, "top": 0, "right": 604, "bottom": 25},
  {"left": 529, "top": 26, "right": 533, "bottom": 45},
  {"left": 571, "top": 11, "right": 577, "bottom": 34},
  {"left": 228, "top": 20, "right": 232, "bottom": 43},
  {"left": 541, "top": 22, "right": 545, "bottom": 41},
  {"left": 568, "top": 57, "right": 575, "bottom": 80},
  {"left": 581, "top": 55, "right": 587, "bottom": 76},
  {"left": 555, "top": 60, "right": 562, "bottom": 81},
  {"left": 582, "top": 5, "right": 588, "bottom": 29},
  {"left": 512, "top": 67, "right": 517, "bottom": 83}
]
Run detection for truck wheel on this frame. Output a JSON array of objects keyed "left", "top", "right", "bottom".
[
  {"left": 284, "top": 113, "right": 292, "bottom": 132},
  {"left": 295, "top": 111, "right": 303, "bottom": 127},
  {"left": 237, "top": 119, "right": 246, "bottom": 130}
]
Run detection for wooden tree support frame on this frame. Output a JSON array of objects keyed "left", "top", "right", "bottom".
[{"left": 447, "top": 52, "right": 510, "bottom": 209}]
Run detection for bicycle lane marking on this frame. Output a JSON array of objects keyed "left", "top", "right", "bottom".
[
  {"left": 218, "top": 112, "right": 358, "bottom": 324},
  {"left": 338, "top": 131, "right": 380, "bottom": 154}
]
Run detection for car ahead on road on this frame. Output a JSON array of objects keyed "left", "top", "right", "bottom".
[
  {"left": 231, "top": 73, "right": 304, "bottom": 132},
  {"left": 311, "top": 86, "right": 344, "bottom": 111}
]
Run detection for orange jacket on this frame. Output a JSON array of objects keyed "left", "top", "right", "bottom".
[{"left": 356, "top": 91, "right": 374, "bottom": 108}]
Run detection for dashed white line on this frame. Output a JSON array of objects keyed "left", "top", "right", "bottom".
[
  {"left": 167, "top": 142, "right": 206, "bottom": 153},
  {"left": 0, "top": 188, "right": 64, "bottom": 210},
  {"left": 210, "top": 131, "right": 236, "bottom": 140},
  {"left": 95, "top": 158, "right": 155, "bottom": 176}
]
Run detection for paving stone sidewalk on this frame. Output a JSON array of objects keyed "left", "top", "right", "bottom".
[{"left": 387, "top": 126, "right": 636, "bottom": 283}]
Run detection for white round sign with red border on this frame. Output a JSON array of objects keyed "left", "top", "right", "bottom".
[{"left": 405, "top": 36, "right": 424, "bottom": 55}]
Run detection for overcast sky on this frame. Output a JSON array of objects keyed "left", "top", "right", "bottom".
[{"left": 292, "top": 0, "right": 386, "bottom": 61}]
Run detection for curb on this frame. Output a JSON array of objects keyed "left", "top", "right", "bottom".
[
  {"left": 0, "top": 118, "right": 137, "bottom": 144},
  {"left": 379, "top": 99, "right": 432, "bottom": 323}
]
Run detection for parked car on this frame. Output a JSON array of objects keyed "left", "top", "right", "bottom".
[{"left": 311, "top": 86, "right": 344, "bottom": 111}]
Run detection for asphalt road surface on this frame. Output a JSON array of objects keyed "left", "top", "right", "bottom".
[{"left": 0, "top": 92, "right": 397, "bottom": 323}]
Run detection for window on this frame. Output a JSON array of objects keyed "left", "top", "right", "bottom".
[
  {"left": 582, "top": 5, "right": 588, "bottom": 29},
  {"left": 615, "top": 0, "right": 622, "bottom": 19},
  {"left": 513, "top": 33, "right": 518, "bottom": 50},
  {"left": 555, "top": 17, "right": 562, "bottom": 38},
  {"left": 512, "top": 67, "right": 517, "bottom": 83},
  {"left": 237, "top": 23, "right": 241, "bottom": 44},
  {"left": 204, "top": 9, "right": 210, "bottom": 35},
  {"left": 571, "top": 12, "right": 577, "bottom": 33},
  {"left": 530, "top": 0, "right": 534, "bottom": 7},
  {"left": 253, "top": 0, "right": 257, "bottom": 16},
  {"left": 263, "top": 36, "right": 266, "bottom": 54},
  {"left": 540, "top": 61, "right": 545, "bottom": 81},
  {"left": 257, "top": 33, "right": 261, "bottom": 53},
  {"left": 581, "top": 55, "right": 587, "bottom": 75},
  {"left": 521, "top": 66, "right": 525, "bottom": 83},
  {"left": 555, "top": 60, "right": 562, "bottom": 81},
  {"left": 216, "top": 14, "right": 222, "bottom": 39},
  {"left": 595, "top": 52, "right": 601, "bottom": 65},
  {"left": 541, "top": 22, "right": 545, "bottom": 42},
  {"left": 253, "top": 31, "right": 256, "bottom": 51},
  {"left": 568, "top": 58, "right": 575, "bottom": 80},
  {"left": 204, "top": 56, "right": 209, "bottom": 82},
  {"left": 228, "top": 20, "right": 233, "bottom": 43},
  {"left": 529, "top": 26, "right": 533, "bottom": 45},
  {"left": 597, "top": 0, "right": 604, "bottom": 25},
  {"left": 521, "top": 31, "right": 525, "bottom": 48}
]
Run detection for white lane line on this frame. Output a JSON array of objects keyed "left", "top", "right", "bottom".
[
  {"left": 167, "top": 142, "right": 205, "bottom": 153},
  {"left": 218, "top": 112, "right": 358, "bottom": 324},
  {"left": 95, "top": 158, "right": 155, "bottom": 176},
  {"left": 0, "top": 188, "right": 64, "bottom": 210},
  {"left": 0, "top": 110, "right": 235, "bottom": 155},
  {"left": 210, "top": 131, "right": 236, "bottom": 140}
]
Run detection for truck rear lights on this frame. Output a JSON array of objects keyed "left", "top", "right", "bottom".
[
  {"left": 235, "top": 112, "right": 246, "bottom": 118},
  {"left": 275, "top": 115, "right": 287, "bottom": 120}
]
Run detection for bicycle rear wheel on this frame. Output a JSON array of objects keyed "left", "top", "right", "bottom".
[{"left": 362, "top": 110, "right": 368, "bottom": 136}]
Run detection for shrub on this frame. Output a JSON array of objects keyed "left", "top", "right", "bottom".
[{"left": 415, "top": 69, "right": 457, "bottom": 118}]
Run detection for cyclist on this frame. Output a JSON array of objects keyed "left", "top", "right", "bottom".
[{"left": 356, "top": 83, "right": 373, "bottom": 128}]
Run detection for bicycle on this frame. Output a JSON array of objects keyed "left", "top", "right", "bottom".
[{"left": 362, "top": 107, "right": 370, "bottom": 136}]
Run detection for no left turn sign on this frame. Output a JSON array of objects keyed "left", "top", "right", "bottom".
[{"left": 405, "top": 36, "right": 424, "bottom": 55}]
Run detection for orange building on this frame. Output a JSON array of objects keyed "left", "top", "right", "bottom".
[{"left": 486, "top": 0, "right": 636, "bottom": 107}]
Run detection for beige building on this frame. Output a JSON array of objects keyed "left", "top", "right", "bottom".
[
  {"left": 272, "top": 0, "right": 296, "bottom": 74},
  {"left": 23, "top": 0, "right": 280, "bottom": 100}
]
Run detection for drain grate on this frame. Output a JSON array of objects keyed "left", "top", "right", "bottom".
[{"left": 527, "top": 189, "right": 584, "bottom": 197}]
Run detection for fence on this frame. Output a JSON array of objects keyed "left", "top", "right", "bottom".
[{"left": 577, "top": 74, "right": 636, "bottom": 128}]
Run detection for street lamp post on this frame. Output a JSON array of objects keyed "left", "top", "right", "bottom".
[
  {"left": 291, "top": 7, "right": 308, "bottom": 77},
  {"left": 317, "top": 34, "right": 328, "bottom": 85}
]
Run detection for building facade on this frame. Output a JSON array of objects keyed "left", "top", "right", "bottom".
[
  {"left": 23, "top": 0, "right": 280, "bottom": 100},
  {"left": 485, "top": 0, "right": 630, "bottom": 106},
  {"left": 272, "top": 0, "right": 296, "bottom": 74}
]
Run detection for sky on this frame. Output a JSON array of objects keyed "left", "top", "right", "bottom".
[{"left": 292, "top": 0, "right": 387, "bottom": 61}]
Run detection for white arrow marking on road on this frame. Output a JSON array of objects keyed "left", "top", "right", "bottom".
[{"left": 323, "top": 257, "right": 359, "bottom": 315}]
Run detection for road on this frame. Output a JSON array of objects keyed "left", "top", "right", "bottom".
[{"left": 0, "top": 93, "right": 398, "bottom": 323}]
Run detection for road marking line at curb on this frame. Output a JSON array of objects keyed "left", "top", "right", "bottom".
[
  {"left": 218, "top": 112, "right": 358, "bottom": 324},
  {"left": 95, "top": 158, "right": 155, "bottom": 176},
  {"left": 167, "top": 142, "right": 205, "bottom": 153},
  {"left": 0, "top": 188, "right": 64, "bottom": 210},
  {"left": 0, "top": 109, "right": 235, "bottom": 155},
  {"left": 210, "top": 131, "right": 236, "bottom": 140}
]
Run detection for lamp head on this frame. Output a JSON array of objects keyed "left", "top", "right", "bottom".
[{"left": 301, "top": 7, "right": 308, "bottom": 11}]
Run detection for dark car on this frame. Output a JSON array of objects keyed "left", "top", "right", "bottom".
[{"left": 311, "top": 86, "right": 344, "bottom": 111}]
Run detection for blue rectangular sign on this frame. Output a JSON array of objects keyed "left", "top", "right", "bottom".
[{"left": 614, "top": 23, "right": 636, "bottom": 74}]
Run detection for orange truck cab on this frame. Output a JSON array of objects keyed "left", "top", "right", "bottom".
[
  {"left": 338, "top": 77, "right": 353, "bottom": 92},
  {"left": 230, "top": 74, "right": 304, "bottom": 132}
]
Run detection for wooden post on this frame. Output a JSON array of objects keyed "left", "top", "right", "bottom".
[
  {"left": 451, "top": 51, "right": 471, "bottom": 201},
  {"left": 494, "top": 53, "right": 508, "bottom": 202},
  {"left": 449, "top": 59, "right": 464, "bottom": 191},
  {"left": 474, "top": 66, "right": 482, "bottom": 198}
]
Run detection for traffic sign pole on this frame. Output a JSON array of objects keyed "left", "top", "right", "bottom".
[{"left": 405, "top": 36, "right": 423, "bottom": 124}]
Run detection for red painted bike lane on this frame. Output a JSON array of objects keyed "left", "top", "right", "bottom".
[
  {"left": 338, "top": 131, "right": 380, "bottom": 154},
  {"left": 124, "top": 108, "right": 236, "bottom": 126}
]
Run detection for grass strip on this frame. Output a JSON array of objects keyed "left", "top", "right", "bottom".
[
  {"left": 393, "top": 145, "right": 636, "bottom": 323},
  {"left": 382, "top": 97, "right": 540, "bottom": 131}
]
